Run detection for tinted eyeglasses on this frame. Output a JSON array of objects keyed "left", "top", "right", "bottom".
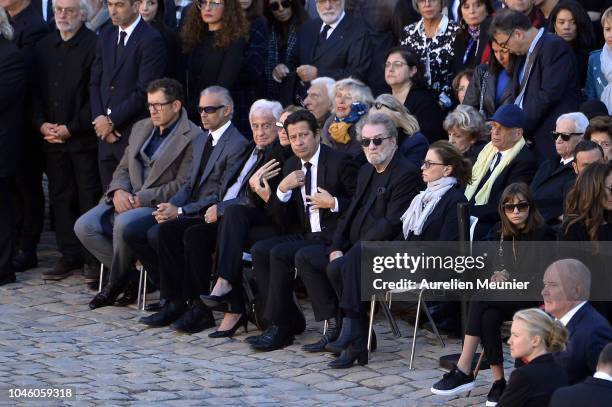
[
  {"left": 360, "top": 136, "right": 392, "bottom": 147},
  {"left": 195, "top": 0, "right": 223, "bottom": 10},
  {"left": 503, "top": 202, "right": 529, "bottom": 213},
  {"left": 374, "top": 102, "right": 399, "bottom": 112},
  {"left": 551, "top": 131, "right": 582, "bottom": 141},
  {"left": 198, "top": 105, "right": 225, "bottom": 114},
  {"left": 269, "top": 0, "right": 291, "bottom": 11},
  {"left": 421, "top": 160, "right": 446, "bottom": 169}
]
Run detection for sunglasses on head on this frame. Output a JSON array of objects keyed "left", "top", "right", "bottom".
[
  {"left": 198, "top": 105, "right": 225, "bottom": 114},
  {"left": 503, "top": 202, "right": 529, "bottom": 213},
  {"left": 551, "top": 131, "right": 582, "bottom": 141},
  {"left": 360, "top": 136, "right": 391, "bottom": 147},
  {"left": 374, "top": 102, "right": 399, "bottom": 112},
  {"left": 269, "top": 0, "right": 291, "bottom": 11}
]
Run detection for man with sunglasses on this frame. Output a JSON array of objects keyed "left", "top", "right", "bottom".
[
  {"left": 490, "top": 8, "right": 579, "bottom": 160},
  {"left": 531, "top": 112, "right": 587, "bottom": 225}
]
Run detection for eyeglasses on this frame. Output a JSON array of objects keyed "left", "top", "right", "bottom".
[
  {"left": 421, "top": 160, "right": 447, "bottom": 169},
  {"left": 275, "top": 121, "right": 285, "bottom": 129},
  {"left": 315, "top": 0, "right": 341, "bottom": 4},
  {"left": 374, "top": 102, "right": 399, "bottom": 112},
  {"left": 360, "top": 136, "right": 392, "bottom": 147},
  {"left": 195, "top": 0, "right": 224, "bottom": 10},
  {"left": 503, "top": 202, "right": 529, "bottom": 213},
  {"left": 54, "top": 6, "right": 79, "bottom": 15},
  {"left": 551, "top": 131, "right": 582, "bottom": 141},
  {"left": 198, "top": 105, "right": 225, "bottom": 114},
  {"left": 497, "top": 28, "right": 515, "bottom": 50},
  {"left": 269, "top": 0, "right": 291, "bottom": 11},
  {"left": 146, "top": 101, "right": 174, "bottom": 112},
  {"left": 384, "top": 61, "right": 409, "bottom": 70}
]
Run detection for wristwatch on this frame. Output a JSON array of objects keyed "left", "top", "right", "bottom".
[{"left": 177, "top": 207, "right": 183, "bottom": 217}]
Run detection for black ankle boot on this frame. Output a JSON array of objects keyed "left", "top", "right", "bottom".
[
  {"left": 325, "top": 317, "right": 361, "bottom": 354},
  {"left": 328, "top": 331, "right": 368, "bottom": 369}
]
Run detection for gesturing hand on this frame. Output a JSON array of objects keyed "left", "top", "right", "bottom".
[
  {"left": 307, "top": 187, "right": 335, "bottom": 210},
  {"left": 278, "top": 169, "right": 305, "bottom": 193}
]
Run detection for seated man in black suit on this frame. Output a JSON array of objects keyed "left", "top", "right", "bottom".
[
  {"left": 489, "top": 8, "right": 580, "bottom": 160},
  {"left": 135, "top": 86, "right": 249, "bottom": 329},
  {"left": 550, "top": 343, "right": 612, "bottom": 407},
  {"left": 559, "top": 140, "right": 606, "bottom": 209},
  {"left": 531, "top": 112, "right": 588, "bottom": 225},
  {"left": 466, "top": 104, "right": 538, "bottom": 239},
  {"left": 542, "top": 259, "right": 612, "bottom": 385},
  {"left": 244, "top": 109, "right": 359, "bottom": 351},
  {"left": 324, "top": 113, "right": 421, "bottom": 368}
]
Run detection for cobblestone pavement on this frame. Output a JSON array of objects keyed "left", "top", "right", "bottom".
[{"left": 0, "top": 231, "right": 514, "bottom": 406}]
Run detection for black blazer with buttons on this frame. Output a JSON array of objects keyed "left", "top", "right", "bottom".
[{"left": 530, "top": 159, "right": 576, "bottom": 222}]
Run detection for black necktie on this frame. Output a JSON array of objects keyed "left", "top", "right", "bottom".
[
  {"left": 303, "top": 162, "right": 312, "bottom": 232},
  {"left": 489, "top": 152, "right": 502, "bottom": 174},
  {"left": 115, "top": 31, "right": 127, "bottom": 67},
  {"left": 319, "top": 25, "right": 331, "bottom": 44}
]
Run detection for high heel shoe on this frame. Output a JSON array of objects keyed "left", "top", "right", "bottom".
[
  {"left": 328, "top": 339, "right": 369, "bottom": 369},
  {"left": 325, "top": 317, "right": 360, "bottom": 353},
  {"left": 208, "top": 314, "right": 248, "bottom": 338},
  {"left": 200, "top": 290, "right": 232, "bottom": 308}
]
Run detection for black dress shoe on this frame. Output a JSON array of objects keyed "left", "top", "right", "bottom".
[
  {"left": 209, "top": 314, "right": 248, "bottom": 338},
  {"left": 115, "top": 279, "right": 139, "bottom": 307},
  {"left": 0, "top": 273, "right": 16, "bottom": 286},
  {"left": 145, "top": 302, "right": 163, "bottom": 312},
  {"left": 328, "top": 342, "right": 368, "bottom": 369},
  {"left": 12, "top": 250, "right": 37, "bottom": 272},
  {"left": 302, "top": 324, "right": 339, "bottom": 353},
  {"left": 250, "top": 325, "right": 294, "bottom": 351},
  {"left": 171, "top": 300, "right": 216, "bottom": 334},
  {"left": 245, "top": 334, "right": 262, "bottom": 345},
  {"left": 200, "top": 290, "right": 232, "bottom": 308},
  {"left": 139, "top": 300, "right": 186, "bottom": 327},
  {"left": 325, "top": 317, "right": 361, "bottom": 354},
  {"left": 89, "top": 283, "right": 123, "bottom": 310}
]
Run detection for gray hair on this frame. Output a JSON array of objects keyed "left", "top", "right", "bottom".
[
  {"left": 0, "top": 7, "right": 13, "bottom": 41},
  {"left": 332, "top": 77, "right": 374, "bottom": 115},
  {"left": 53, "top": 0, "right": 89, "bottom": 23},
  {"left": 443, "top": 104, "right": 487, "bottom": 140},
  {"left": 200, "top": 86, "right": 234, "bottom": 113},
  {"left": 370, "top": 94, "right": 420, "bottom": 136},
  {"left": 249, "top": 99, "right": 283, "bottom": 122},
  {"left": 546, "top": 259, "right": 592, "bottom": 301},
  {"left": 556, "top": 112, "right": 589, "bottom": 134},
  {"left": 310, "top": 77, "right": 335, "bottom": 101},
  {"left": 412, "top": 0, "right": 447, "bottom": 15},
  {"left": 356, "top": 113, "right": 398, "bottom": 142}
]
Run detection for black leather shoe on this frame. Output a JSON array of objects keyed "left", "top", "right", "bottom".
[
  {"left": 328, "top": 342, "right": 368, "bottom": 369},
  {"left": 12, "top": 250, "right": 37, "bottom": 272},
  {"left": 145, "top": 302, "right": 163, "bottom": 312},
  {"left": 250, "top": 325, "right": 294, "bottom": 351},
  {"left": 200, "top": 290, "right": 232, "bottom": 308},
  {"left": 115, "top": 279, "right": 139, "bottom": 307},
  {"left": 302, "top": 319, "right": 339, "bottom": 352},
  {"left": 0, "top": 273, "right": 16, "bottom": 286},
  {"left": 89, "top": 283, "right": 123, "bottom": 310},
  {"left": 245, "top": 334, "right": 262, "bottom": 345},
  {"left": 171, "top": 300, "right": 216, "bottom": 334},
  {"left": 325, "top": 317, "right": 361, "bottom": 354},
  {"left": 209, "top": 314, "right": 248, "bottom": 338},
  {"left": 139, "top": 300, "right": 186, "bottom": 327}
]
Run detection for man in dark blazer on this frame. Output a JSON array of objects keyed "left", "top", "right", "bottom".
[
  {"left": 542, "top": 259, "right": 612, "bottom": 385},
  {"left": 30, "top": 0, "right": 54, "bottom": 28},
  {"left": 490, "top": 8, "right": 580, "bottom": 160},
  {"left": 550, "top": 343, "right": 612, "bottom": 407},
  {"left": 90, "top": 0, "right": 166, "bottom": 190},
  {"left": 32, "top": 0, "right": 102, "bottom": 281},
  {"left": 0, "top": 14, "right": 26, "bottom": 286},
  {"left": 466, "top": 104, "right": 538, "bottom": 239},
  {"left": 288, "top": 0, "right": 372, "bottom": 94},
  {"left": 136, "top": 86, "right": 249, "bottom": 326},
  {"left": 77, "top": 79, "right": 201, "bottom": 309}
]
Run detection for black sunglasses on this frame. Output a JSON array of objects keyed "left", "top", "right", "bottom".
[
  {"left": 269, "top": 0, "right": 291, "bottom": 11},
  {"left": 551, "top": 131, "right": 582, "bottom": 141},
  {"left": 198, "top": 105, "right": 225, "bottom": 114},
  {"left": 503, "top": 202, "right": 529, "bottom": 213},
  {"left": 360, "top": 136, "right": 392, "bottom": 147},
  {"left": 374, "top": 102, "right": 399, "bottom": 112}
]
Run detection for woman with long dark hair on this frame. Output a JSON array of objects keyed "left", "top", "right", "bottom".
[{"left": 452, "top": 0, "right": 494, "bottom": 74}]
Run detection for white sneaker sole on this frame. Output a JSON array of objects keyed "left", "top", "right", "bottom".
[
  {"left": 430, "top": 381, "right": 475, "bottom": 395},
  {"left": 485, "top": 401, "right": 498, "bottom": 406}
]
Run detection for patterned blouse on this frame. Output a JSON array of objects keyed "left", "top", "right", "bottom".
[{"left": 400, "top": 15, "right": 460, "bottom": 108}]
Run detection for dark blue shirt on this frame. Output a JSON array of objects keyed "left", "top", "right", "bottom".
[{"left": 143, "top": 118, "right": 178, "bottom": 158}]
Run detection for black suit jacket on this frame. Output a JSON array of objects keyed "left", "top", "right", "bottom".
[
  {"left": 290, "top": 14, "right": 372, "bottom": 83},
  {"left": 30, "top": 0, "right": 55, "bottom": 29},
  {"left": 0, "top": 39, "right": 26, "bottom": 178},
  {"left": 497, "top": 353, "right": 568, "bottom": 407},
  {"left": 269, "top": 144, "right": 358, "bottom": 241},
  {"left": 331, "top": 151, "right": 421, "bottom": 252},
  {"left": 554, "top": 302, "right": 612, "bottom": 385},
  {"left": 89, "top": 18, "right": 166, "bottom": 138},
  {"left": 405, "top": 185, "right": 469, "bottom": 241},
  {"left": 549, "top": 376, "right": 612, "bottom": 407},
  {"left": 512, "top": 33, "right": 580, "bottom": 160},
  {"left": 530, "top": 159, "right": 576, "bottom": 222},
  {"left": 403, "top": 86, "right": 445, "bottom": 143}
]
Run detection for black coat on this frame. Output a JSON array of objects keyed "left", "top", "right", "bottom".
[
  {"left": 0, "top": 39, "right": 26, "bottom": 177},
  {"left": 512, "top": 33, "right": 580, "bottom": 160},
  {"left": 530, "top": 160, "right": 576, "bottom": 222},
  {"left": 9, "top": 2, "right": 48, "bottom": 54},
  {"left": 463, "top": 63, "right": 514, "bottom": 119},
  {"left": 403, "top": 86, "right": 445, "bottom": 143},
  {"left": 549, "top": 376, "right": 612, "bottom": 407},
  {"left": 463, "top": 139, "right": 487, "bottom": 164},
  {"left": 452, "top": 16, "right": 491, "bottom": 75},
  {"left": 269, "top": 144, "right": 359, "bottom": 241},
  {"left": 331, "top": 151, "right": 421, "bottom": 252},
  {"left": 497, "top": 353, "right": 568, "bottom": 407},
  {"left": 32, "top": 27, "right": 98, "bottom": 153}
]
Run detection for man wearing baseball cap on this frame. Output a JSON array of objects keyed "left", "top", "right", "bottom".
[{"left": 465, "top": 104, "right": 538, "bottom": 238}]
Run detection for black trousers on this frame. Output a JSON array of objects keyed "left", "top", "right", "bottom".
[
  {"left": 295, "top": 244, "right": 338, "bottom": 322},
  {"left": 45, "top": 149, "right": 101, "bottom": 264},
  {"left": 251, "top": 233, "right": 325, "bottom": 326},
  {"left": 0, "top": 177, "right": 15, "bottom": 279},
  {"left": 12, "top": 148, "right": 44, "bottom": 252},
  {"left": 152, "top": 217, "right": 217, "bottom": 301},
  {"left": 465, "top": 300, "right": 537, "bottom": 365},
  {"left": 327, "top": 243, "right": 363, "bottom": 319}
]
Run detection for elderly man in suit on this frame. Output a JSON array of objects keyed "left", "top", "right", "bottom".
[
  {"left": 136, "top": 86, "right": 249, "bottom": 328},
  {"left": 490, "top": 8, "right": 579, "bottom": 160},
  {"left": 75, "top": 78, "right": 200, "bottom": 309},
  {"left": 89, "top": 0, "right": 166, "bottom": 190},
  {"left": 466, "top": 104, "right": 537, "bottom": 238}
]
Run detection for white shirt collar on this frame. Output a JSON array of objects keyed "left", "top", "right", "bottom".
[
  {"left": 560, "top": 157, "right": 574, "bottom": 165},
  {"left": 118, "top": 14, "right": 141, "bottom": 45},
  {"left": 320, "top": 11, "right": 345, "bottom": 34},
  {"left": 594, "top": 371, "right": 612, "bottom": 382},
  {"left": 415, "top": 14, "right": 449, "bottom": 39},
  {"left": 209, "top": 120, "right": 232, "bottom": 146},
  {"left": 301, "top": 144, "right": 321, "bottom": 168},
  {"left": 559, "top": 301, "right": 587, "bottom": 326}
]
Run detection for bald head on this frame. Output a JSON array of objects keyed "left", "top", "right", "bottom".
[{"left": 542, "top": 259, "right": 591, "bottom": 319}]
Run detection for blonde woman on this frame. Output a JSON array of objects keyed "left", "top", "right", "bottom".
[{"left": 370, "top": 93, "right": 429, "bottom": 167}]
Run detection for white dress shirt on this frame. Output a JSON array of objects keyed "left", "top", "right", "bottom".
[
  {"left": 593, "top": 371, "right": 612, "bottom": 381},
  {"left": 208, "top": 120, "right": 231, "bottom": 147},
  {"left": 319, "top": 11, "right": 346, "bottom": 39},
  {"left": 118, "top": 15, "right": 141, "bottom": 45},
  {"left": 558, "top": 301, "right": 587, "bottom": 326}
]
